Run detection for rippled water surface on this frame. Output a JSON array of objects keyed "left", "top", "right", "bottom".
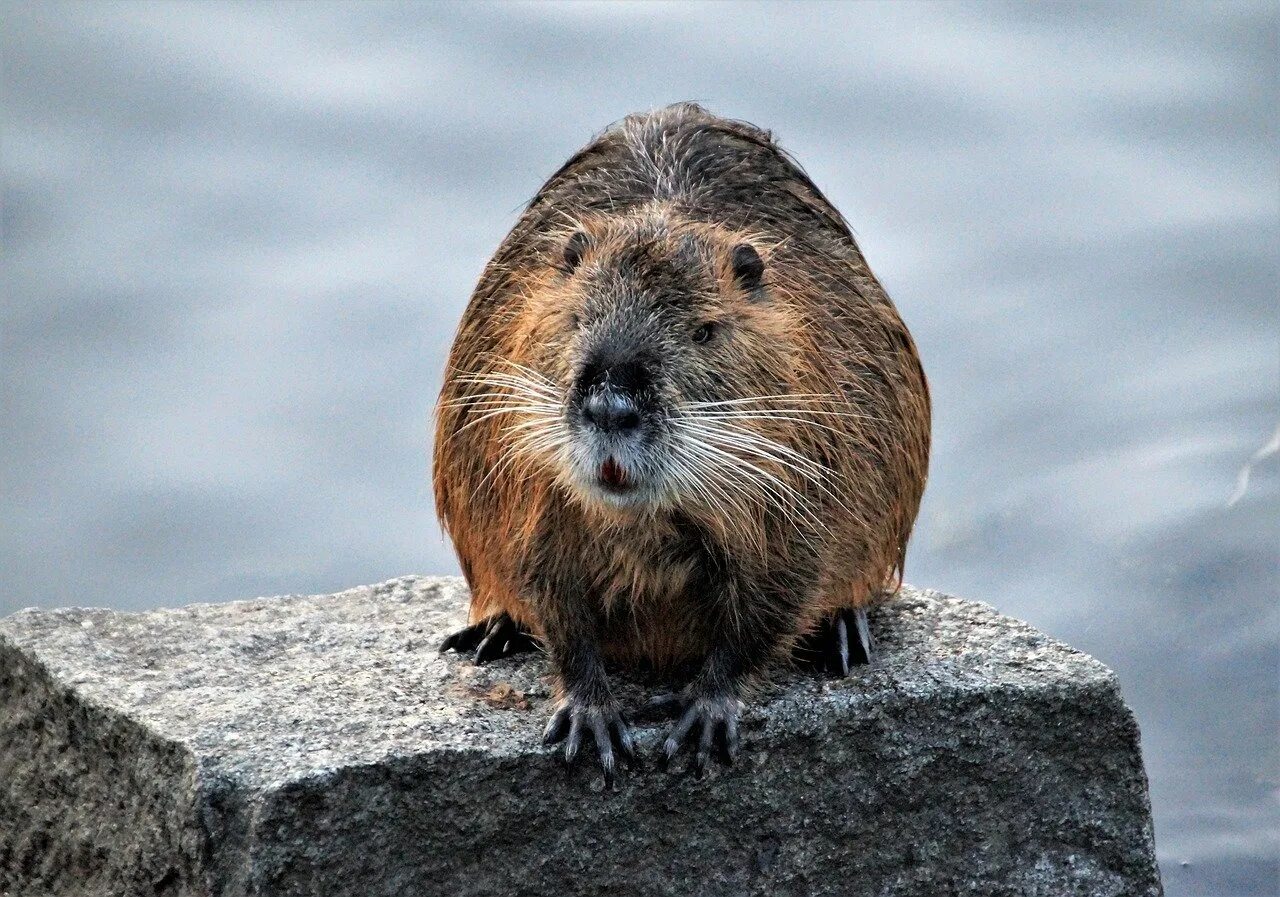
[{"left": 3, "top": 3, "right": 1276, "bottom": 893}]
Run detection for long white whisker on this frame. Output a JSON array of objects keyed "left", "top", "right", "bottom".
[
  {"left": 453, "top": 376, "right": 559, "bottom": 401},
  {"left": 443, "top": 397, "right": 559, "bottom": 413},
  {"left": 452, "top": 404, "right": 559, "bottom": 437},
  {"left": 449, "top": 397, "right": 557, "bottom": 420},
  {"left": 672, "top": 444, "right": 766, "bottom": 548},
  {"left": 501, "top": 418, "right": 570, "bottom": 441},
  {"left": 674, "top": 428, "right": 827, "bottom": 534},
  {"left": 440, "top": 391, "right": 560, "bottom": 407},
  {"left": 664, "top": 450, "right": 723, "bottom": 526},
  {"left": 445, "top": 365, "right": 566, "bottom": 450},
  {"left": 675, "top": 419, "right": 831, "bottom": 476},
  {"left": 674, "top": 418, "right": 865, "bottom": 525},
  {"left": 687, "top": 413, "right": 847, "bottom": 436},
  {"left": 672, "top": 440, "right": 754, "bottom": 528},
  {"left": 492, "top": 358, "right": 560, "bottom": 390},
  {"left": 677, "top": 415, "right": 850, "bottom": 526},
  {"left": 470, "top": 421, "right": 569, "bottom": 499},
  {"left": 686, "top": 435, "right": 832, "bottom": 489},
  {"left": 685, "top": 393, "right": 836, "bottom": 409},
  {"left": 686, "top": 409, "right": 888, "bottom": 427},
  {"left": 455, "top": 368, "right": 558, "bottom": 388},
  {"left": 481, "top": 355, "right": 559, "bottom": 383}
]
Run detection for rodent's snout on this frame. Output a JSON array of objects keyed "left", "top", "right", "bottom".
[
  {"left": 581, "top": 390, "right": 641, "bottom": 435},
  {"left": 571, "top": 345, "right": 654, "bottom": 437},
  {"left": 565, "top": 346, "right": 668, "bottom": 506}
]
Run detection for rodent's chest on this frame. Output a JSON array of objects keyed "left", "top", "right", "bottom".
[
  {"left": 586, "top": 529, "right": 713, "bottom": 666},
  {"left": 584, "top": 521, "right": 706, "bottom": 610}
]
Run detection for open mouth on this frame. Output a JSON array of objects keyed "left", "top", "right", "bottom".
[{"left": 598, "top": 456, "right": 632, "bottom": 491}]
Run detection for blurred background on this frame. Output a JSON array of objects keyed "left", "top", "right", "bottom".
[{"left": 2, "top": 2, "right": 1276, "bottom": 893}]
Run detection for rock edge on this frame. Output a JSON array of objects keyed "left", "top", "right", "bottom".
[{"left": 0, "top": 575, "right": 1163, "bottom": 896}]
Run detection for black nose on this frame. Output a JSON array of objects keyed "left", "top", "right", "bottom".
[{"left": 582, "top": 390, "right": 641, "bottom": 434}]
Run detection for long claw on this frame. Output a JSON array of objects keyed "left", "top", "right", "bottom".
[
  {"left": 565, "top": 714, "right": 584, "bottom": 764},
  {"left": 848, "top": 608, "right": 873, "bottom": 665},
  {"left": 694, "top": 719, "right": 714, "bottom": 777},
  {"left": 662, "top": 704, "right": 699, "bottom": 767},
  {"left": 723, "top": 715, "right": 739, "bottom": 765},
  {"left": 612, "top": 717, "right": 639, "bottom": 767},
  {"left": 592, "top": 718, "right": 615, "bottom": 783},
  {"left": 792, "top": 607, "right": 873, "bottom": 676},
  {"left": 439, "top": 621, "right": 484, "bottom": 654},
  {"left": 473, "top": 630, "right": 501, "bottom": 664},
  {"left": 543, "top": 706, "right": 571, "bottom": 745},
  {"left": 833, "top": 615, "right": 850, "bottom": 677}
]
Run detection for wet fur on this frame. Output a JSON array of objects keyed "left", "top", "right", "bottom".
[{"left": 434, "top": 103, "right": 930, "bottom": 687}]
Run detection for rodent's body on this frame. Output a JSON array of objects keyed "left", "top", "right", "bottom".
[{"left": 435, "top": 104, "right": 929, "bottom": 774}]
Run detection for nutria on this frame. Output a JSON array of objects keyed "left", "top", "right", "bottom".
[{"left": 435, "top": 103, "right": 930, "bottom": 779}]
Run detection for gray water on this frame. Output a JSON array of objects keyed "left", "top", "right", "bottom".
[{"left": 2, "top": 2, "right": 1276, "bottom": 893}]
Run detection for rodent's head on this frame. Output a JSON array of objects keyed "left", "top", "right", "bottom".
[{"left": 484, "top": 210, "right": 817, "bottom": 517}]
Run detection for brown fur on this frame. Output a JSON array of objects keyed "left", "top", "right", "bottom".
[{"left": 433, "top": 104, "right": 930, "bottom": 682}]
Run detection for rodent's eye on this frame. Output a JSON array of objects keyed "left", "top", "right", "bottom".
[
  {"left": 691, "top": 322, "right": 716, "bottom": 345},
  {"left": 563, "top": 230, "right": 589, "bottom": 274}
]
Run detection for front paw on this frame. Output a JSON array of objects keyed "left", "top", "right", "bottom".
[
  {"left": 541, "top": 696, "right": 638, "bottom": 784},
  {"left": 656, "top": 690, "right": 741, "bottom": 776},
  {"left": 439, "top": 612, "right": 540, "bottom": 664}
]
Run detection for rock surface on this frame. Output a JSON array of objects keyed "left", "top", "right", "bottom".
[{"left": 0, "top": 575, "right": 1162, "bottom": 897}]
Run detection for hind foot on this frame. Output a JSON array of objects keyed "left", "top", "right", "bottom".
[
  {"left": 794, "top": 607, "right": 873, "bottom": 677},
  {"left": 439, "top": 612, "right": 540, "bottom": 664}
]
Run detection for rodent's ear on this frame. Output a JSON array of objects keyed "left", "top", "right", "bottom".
[
  {"left": 563, "top": 230, "right": 589, "bottom": 274},
  {"left": 731, "top": 243, "right": 765, "bottom": 293}
]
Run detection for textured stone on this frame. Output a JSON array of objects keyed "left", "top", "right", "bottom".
[{"left": 0, "top": 576, "right": 1162, "bottom": 896}]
